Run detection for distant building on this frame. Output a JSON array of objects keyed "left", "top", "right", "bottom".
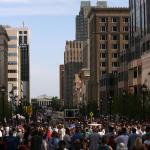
[
  {"left": 0, "top": 26, "right": 9, "bottom": 91},
  {"left": 128, "top": 0, "right": 150, "bottom": 94},
  {"left": 76, "top": 1, "right": 91, "bottom": 41},
  {"left": 5, "top": 26, "right": 30, "bottom": 103},
  {"left": 64, "top": 41, "right": 85, "bottom": 108},
  {"left": 31, "top": 95, "right": 52, "bottom": 108},
  {"left": 59, "top": 65, "right": 64, "bottom": 107},
  {"left": 0, "top": 25, "right": 9, "bottom": 120},
  {"left": 87, "top": 4, "right": 129, "bottom": 113}
]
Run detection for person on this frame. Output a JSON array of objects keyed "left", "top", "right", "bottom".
[
  {"left": 4, "top": 130, "right": 19, "bottom": 150},
  {"left": 57, "top": 140, "right": 68, "bottom": 150},
  {"left": 59, "top": 125, "right": 66, "bottom": 140},
  {"left": 99, "top": 135, "right": 113, "bottom": 150},
  {"left": 63, "top": 128, "right": 72, "bottom": 150},
  {"left": 41, "top": 134, "right": 49, "bottom": 150},
  {"left": 31, "top": 129, "right": 42, "bottom": 150},
  {"left": 115, "top": 127, "right": 129, "bottom": 150},
  {"left": 49, "top": 131, "right": 60, "bottom": 150},
  {"left": 89, "top": 128, "right": 101, "bottom": 150},
  {"left": 106, "top": 126, "right": 116, "bottom": 149},
  {"left": 71, "top": 127, "right": 82, "bottom": 150},
  {"left": 132, "top": 137, "right": 146, "bottom": 150},
  {"left": 0, "top": 137, "right": 6, "bottom": 149},
  {"left": 128, "top": 128, "right": 138, "bottom": 150},
  {"left": 19, "top": 140, "right": 30, "bottom": 150}
]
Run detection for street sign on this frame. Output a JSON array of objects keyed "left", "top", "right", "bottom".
[{"left": 89, "top": 112, "right": 94, "bottom": 117}]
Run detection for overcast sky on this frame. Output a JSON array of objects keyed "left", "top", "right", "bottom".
[{"left": 0, "top": 0, "right": 128, "bottom": 98}]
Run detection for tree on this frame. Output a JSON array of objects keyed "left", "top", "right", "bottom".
[{"left": 51, "top": 97, "right": 61, "bottom": 111}]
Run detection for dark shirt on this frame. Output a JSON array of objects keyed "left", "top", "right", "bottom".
[
  {"left": 31, "top": 135, "right": 42, "bottom": 150},
  {"left": 4, "top": 135, "right": 19, "bottom": 150}
]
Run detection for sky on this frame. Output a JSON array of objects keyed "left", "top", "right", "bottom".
[{"left": 0, "top": 0, "right": 129, "bottom": 98}]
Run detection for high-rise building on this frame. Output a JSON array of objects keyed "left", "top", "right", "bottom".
[
  {"left": 88, "top": 5, "right": 129, "bottom": 112},
  {"left": 76, "top": 1, "right": 91, "bottom": 41},
  {"left": 128, "top": 0, "right": 150, "bottom": 94},
  {"left": 59, "top": 65, "right": 64, "bottom": 107},
  {"left": 64, "top": 41, "right": 84, "bottom": 108},
  {"left": 0, "top": 26, "right": 9, "bottom": 90},
  {"left": 18, "top": 28, "right": 30, "bottom": 103},
  {"left": 0, "top": 25, "right": 9, "bottom": 119},
  {"left": 5, "top": 26, "right": 30, "bottom": 103}
]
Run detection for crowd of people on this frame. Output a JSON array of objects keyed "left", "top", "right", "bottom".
[{"left": 0, "top": 118, "right": 150, "bottom": 150}]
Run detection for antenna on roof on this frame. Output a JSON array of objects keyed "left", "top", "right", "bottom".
[{"left": 22, "top": 21, "right": 25, "bottom": 28}]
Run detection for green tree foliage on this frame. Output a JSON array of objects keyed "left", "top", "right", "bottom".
[
  {"left": 51, "top": 96, "right": 61, "bottom": 111},
  {"left": 112, "top": 94, "right": 142, "bottom": 120}
]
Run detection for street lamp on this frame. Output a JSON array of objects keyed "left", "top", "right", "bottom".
[
  {"left": 122, "top": 90, "right": 126, "bottom": 120},
  {"left": 0, "top": 86, "right": 6, "bottom": 123},
  {"left": 100, "top": 99, "right": 103, "bottom": 117},
  {"left": 142, "top": 84, "right": 147, "bottom": 121}
]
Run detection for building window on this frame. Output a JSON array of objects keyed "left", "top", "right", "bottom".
[
  {"left": 8, "top": 45, "right": 17, "bottom": 48},
  {"left": 9, "top": 36, "right": 17, "bottom": 40},
  {"left": 134, "top": 68, "right": 137, "bottom": 78},
  {"left": 123, "top": 26, "right": 128, "bottom": 31},
  {"left": 100, "top": 26, "right": 107, "bottom": 32},
  {"left": 8, "top": 78, "right": 17, "bottom": 81},
  {"left": 19, "top": 36, "right": 22, "bottom": 44},
  {"left": 24, "top": 31, "right": 28, "bottom": 34},
  {"left": 123, "top": 35, "right": 129, "bottom": 40},
  {"left": 123, "top": 17, "right": 128, "bottom": 23},
  {"left": 100, "top": 44, "right": 106, "bottom": 49},
  {"left": 8, "top": 70, "right": 17, "bottom": 73},
  {"left": 24, "top": 36, "right": 27, "bottom": 44},
  {"left": 123, "top": 44, "right": 129, "bottom": 49},
  {"left": 100, "top": 17, "right": 106, "bottom": 22},
  {"left": 100, "top": 34, "right": 107, "bottom": 40},
  {"left": 112, "top": 44, "right": 119, "bottom": 49},
  {"left": 100, "top": 53, "right": 106, "bottom": 58},
  {"left": 112, "top": 53, "right": 118, "bottom": 58},
  {"left": 8, "top": 52, "right": 17, "bottom": 56},
  {"left": 112, "top": 26, "right": 118, "bottom": 32},
  {"left": 19, "top": 31, "right": 22, "bottom": 34},
  {"left": 101, "top": 62, "right": 106, "bottom": 67},
  {"left": 8, "top": 61, "right": 17, "bottom": 65},
  {"left": 112, "top": 34, "right": 119, "bottom": 40},
  {"left": 112, "top": 62, "right": 119, "bottom": 67},
  {"left": 112, "top": 17, "right": 118, "bottom": 22}
]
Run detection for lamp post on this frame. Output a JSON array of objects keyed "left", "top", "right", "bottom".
[
  {"left": 100, "top": 99, "right": 103, "bottom": 117},
  {"left": 108, "top": 96, "right": 113, "bottom": 121},
  {"left": 0, "top": 86, "right": 6, "bottom": 123},
  {"left": 122, "top": 91, "right": 126, "bottom": 120},
  {"left": 142, "top": 84, "right": 147, "bottom": 121}
]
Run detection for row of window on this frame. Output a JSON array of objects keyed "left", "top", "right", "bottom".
[
  {"left": 8, "top": 70, "right": 17, "bottom": 73},
  {"left": 8, "top": 61, "right": 17, "bottom": 65},
  {"left": 19, "top": 31, "right": 28, "bottom": 34},
  {"left": 8, "top": 78, "right": 17, "bottom": 81},
  {"left": 99, "top": 44, "right": 129, "bottom": 49},
  {"left": 100, "top": 53, "right": 119, "bottom": 58},
  {"left": 100, "top": 34, "right": 129, "bottom": 40},
  {"left": 100, "top": 62, "right": 119, "bottom": 67},
  {"left": 99, "top": 26, "right": 129, "bottom": 32},
  {"left": 8, "top": 52, "right": 17, "bottom": 56},
  {"left": 9, "top": 36, "right": 17, "bottom": 40},
  {"left": 8, "top": 45, "right": 17, "bottom": 48},
  {"left": 100, "top": 17, "right": 129, "bottom": 23}
]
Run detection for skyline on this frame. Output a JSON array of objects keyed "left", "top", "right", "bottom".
[{"left": 0, "top": 0, "right": 129, "bottom": 98}]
